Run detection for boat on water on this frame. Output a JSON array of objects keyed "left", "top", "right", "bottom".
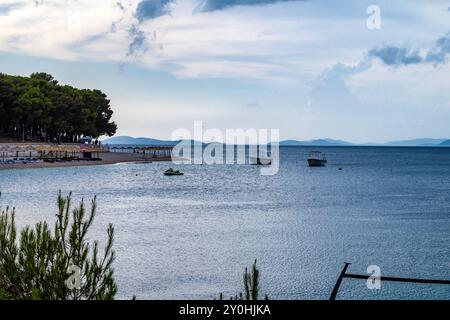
[
  {"left": 164, "top": 168, "right": 184, "bottom": 176},
  {"left": 307, "top": 151, "right": 327, "bottom": 167},
  {"left": 249, "top": 156, "right": 272, "bottom": 165}
]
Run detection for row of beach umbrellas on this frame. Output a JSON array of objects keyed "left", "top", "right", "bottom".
[{"left": 0, "top": 144, "right": 106, "bottom": 153}]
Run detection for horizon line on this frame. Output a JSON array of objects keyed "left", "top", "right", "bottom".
[{"left": 101, "top": 136, "right": 450, "bottom": 146}]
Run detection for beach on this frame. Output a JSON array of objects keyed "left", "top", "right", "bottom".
[{"left": 0, "top": 151, "right": 172, "bottom": 170}]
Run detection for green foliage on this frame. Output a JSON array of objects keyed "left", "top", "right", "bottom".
[
  {"left": 244, "top": 259, "right": 259, "bottom": 300},
  {"left": 0, "top": 72, "right": 117, "bottom": 142},
  {"left": 218, "top": 260, "right": 268, "bottom": 300},
  {"left": 0, "top": 192, "right": 117, "bottom": 300}
]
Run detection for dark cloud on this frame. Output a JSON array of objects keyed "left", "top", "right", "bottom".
[
  {"left": 128, "top": 1, "right": 173, "bottom": 56},
  {"left": 128, "top": 25, "right": 147, "bottom": 56},
  {"left": 369, "top": 46, "right": 422, "bottom": 66},
  {"left": 197, "top": 0, "right": 303, "bottom": 12},
  {"left": 135, "top": 0, "right": 175, "bottom": 22},
  {"left": 111, "top": 2, "right": 127, "bottom": 33},
  {"left": 116, "top": 1, "right": 126, "bottom": 11},
  {"left": 425, "top": 32, "right": 450, "bottom": 64},
  {"left": 369, "top": 32, "right": 450, "bottom": 66},
  {"left": 133, "top": 0, "right": 305, "bottom": 21}
]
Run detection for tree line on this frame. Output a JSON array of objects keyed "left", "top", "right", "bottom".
[{"left": 0, "top": 72, "right": 117, "bottom": 143}]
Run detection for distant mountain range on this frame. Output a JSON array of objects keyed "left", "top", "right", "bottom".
[
  {"left": 102, "top": 136, "right": 203, "bottom": 146},
  {"left": 278, "top": 138, "right": 450, "bottom": 146},
  {"left": 383, "top": 138, "right": 448, "bottom": 147},
  {"left": 102, "top": 136, "right": 450, "bottom": 147},
  {"left": 102, "top": 136, "right": 178, "bottom": 146},
  {"left": 278, "top": 139, "right": 352, "bottom": 146},
  {"left": 439, "top": 140, "right": 450, "bottom": 146}
]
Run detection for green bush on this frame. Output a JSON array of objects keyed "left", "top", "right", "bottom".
[
  {"left": 0, "top": 192, "right": 117, "bottom": 300},
  {"left": 219, "top": 260, "right": 268, "bottom": 300}
]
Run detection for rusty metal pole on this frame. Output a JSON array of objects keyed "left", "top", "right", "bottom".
[{"left": 329, "top": 262, "right": 351, "bottom": 301}]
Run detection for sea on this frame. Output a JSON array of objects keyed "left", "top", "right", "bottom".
[{"left": 2, "top": 146, "right": 450, "bottom": 300}]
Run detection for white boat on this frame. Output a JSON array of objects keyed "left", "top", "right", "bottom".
[
  {"left": 249, "top": 156, "right": 272, "bottom": 165},
  {"left": 307, "top": 151, "right": 327, "bottom": 167}
]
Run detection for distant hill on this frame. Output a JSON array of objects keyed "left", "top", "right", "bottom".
[
  {"left": 384, "top": 138, "right": 448, "bottom": 147},
  {"left": 279, "top": 139, "right": 352, "bottom": 146},
  {"left": 102, "top": 136, "right": 178, "bottom": 146},
  {"left": 102, "top": 136, "right": 204, "bottom": 146},
  {"left": 104, "top": 136, "right": 354, "bottom": 147},
  {"left": 102, "top": 136, "right": 450, "bottom": 147}
]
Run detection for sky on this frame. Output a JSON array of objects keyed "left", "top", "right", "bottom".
[{"left": 0, "top": 0, "right": 450, "bottom": 143}]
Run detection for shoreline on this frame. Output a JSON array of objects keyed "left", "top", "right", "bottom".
[{"left": 0, "top": 152, "right": 172, "bottom": 171}]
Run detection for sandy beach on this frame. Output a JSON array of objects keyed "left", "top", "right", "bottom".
[{"left": 0, "top": 152, "right": 172, "bottom": 171}]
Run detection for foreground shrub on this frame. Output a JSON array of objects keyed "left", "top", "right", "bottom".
[
  {"left": 0, "top": 192, "right": 116, "bottom": 300},
  {"left": 218, "top": 260, "right": 268, "bottom": 300}
]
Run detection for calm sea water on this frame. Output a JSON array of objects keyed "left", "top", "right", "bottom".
[{"left": 2, "top": 146, "right": 450, "bottom": 300}]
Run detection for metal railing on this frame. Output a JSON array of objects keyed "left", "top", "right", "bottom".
[{"left": 330, "top": 262, "right": 450, "bottom": 300}]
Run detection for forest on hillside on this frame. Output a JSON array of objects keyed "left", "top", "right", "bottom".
[{"left": 0, "top": 72, "right": 117, "bottom": 143}]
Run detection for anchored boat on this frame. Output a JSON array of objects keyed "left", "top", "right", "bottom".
[
  {"left": 307, "top": 151, "right": 327, "bottom": 167},
  {"left": 249, "top": 156, "right": 272, "bottom": 165},
  {"left": 164, "top": 168, "right": 184, "bottom": 176}
]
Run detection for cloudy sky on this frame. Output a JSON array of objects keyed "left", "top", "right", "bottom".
[{"left": 1, "top": 0, "right": 450, "bottom": 143}]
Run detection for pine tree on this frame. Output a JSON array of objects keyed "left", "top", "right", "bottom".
[
  {"left": 217, "top": 260, "right": 268, "bottom": 300},
  {"left": 0, "top": 192, "right": 117, "bottom": 300}
]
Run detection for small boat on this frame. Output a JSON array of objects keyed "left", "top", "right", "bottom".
[
  {"left": 164, "top": 168, "right": 184, "bottom": 176},
  {"left": 249, "top": 156, "right": 272, "bottom": 165},
  {"left": 307, "top": 151, "right": 327, "bottom": 167}
]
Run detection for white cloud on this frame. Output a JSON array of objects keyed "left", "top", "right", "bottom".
[
  {"left": 0, "top": 0, "right": 128, "bottom": 60},
  {"left": 347, "top": 61, "right": 450, "bottom": 107},
  {"left": 0, "top": 0, "right": 449, "bottom": 105},
  {"left": 0, "top": 0, "right": 419, "bottom": 81}
]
